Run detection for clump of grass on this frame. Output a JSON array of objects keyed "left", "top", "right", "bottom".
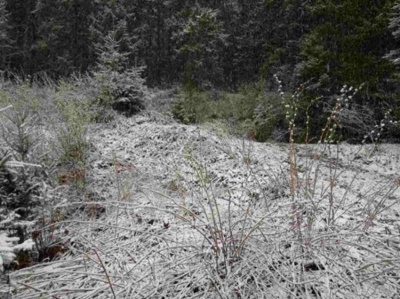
[{"left": 52, "top": 81, "right": 93, "bottom": 189}]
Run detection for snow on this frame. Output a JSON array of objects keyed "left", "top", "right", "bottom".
[
  {"left": 3, "top": 107, "right": 400, "bottom": 298},
  {"left": 0, "top": 233, "right": 17, "bottom": 272},
  {"left": 13, "top": 239, "right": 35, "bottom": 252}
]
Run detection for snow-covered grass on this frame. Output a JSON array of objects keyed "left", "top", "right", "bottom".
[
  {"left": 0, "top": 86, "right": 399, "bottom": 298},
  {"left": 0, "top": 78, "right": 94, "bottom": 279}
]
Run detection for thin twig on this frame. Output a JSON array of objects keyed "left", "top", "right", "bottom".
[{"left": 92, "top": 249, "right": 117, "bottom": 299}]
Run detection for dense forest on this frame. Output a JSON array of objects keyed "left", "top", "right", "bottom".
[{"left": 0, "top": 0, "right": 400, "bottom": 140}]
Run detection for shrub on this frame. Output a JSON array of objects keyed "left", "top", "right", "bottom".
[
  {"left": 0, "top": 76, "right": 93, "bottom": 270},
  {"left": 172, "top": 82, "right": 287, "bottom": 142},
  {"left": 172, "top": 87, "right": 211, "bottom": 124}
]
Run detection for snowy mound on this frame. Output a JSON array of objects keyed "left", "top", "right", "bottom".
[{"left": 7, "top": 112, "right": 400, "bottom": 299}]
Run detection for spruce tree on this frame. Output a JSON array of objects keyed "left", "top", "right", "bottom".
[
  {"left": 297, "top": 0, "right": 399, "bottom": 141},
  {"left": 172, "top": 5, "right": 227, "bottom": 89},
  {"left": 0, "top": 0, "right": 11, "bottom": 71},
  {"left": 300, "top": 0, "right": 397, "bottom": 94}
]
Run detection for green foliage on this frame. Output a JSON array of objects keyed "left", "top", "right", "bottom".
[
  {"left": 53, "top": 82, "right": 91, "bottom": 176},
  {"left": 0, "top": 0, "right": 398, "bottom": 142},
  {"left": 300, "top": 0, "right": 397, "bottom": 91},
  {"left": 172, "top": 87, "right": 211, "bottom": 124},
  {"left": 294, "top": 0, "right": 400, "bottom": 141},
  {"left": 0, "top": 81, "right": 43, "bottom": 159},
  {"left": 0, "top": 0, "right": 10, "bottom": 70},
  {"left": 386, "top": 4, "right": 400, "bottom": 69},
  {"left": 92, "top": 31, "right": 146, "bottom": 113},
  {"left": 0, "top": 77, "right": 95, "bottom": 269},
  {"left": 172, "top": 83, "right": 287, "bottom": 142},
  {"left": 0, "top": 101, "right": 42, "bottom": 244},
  {"left": 172, "top": 78, "right": 398, "bottom": 144},
  {"left": 174, "top": 6, "right": 226, "bottom": 88}
]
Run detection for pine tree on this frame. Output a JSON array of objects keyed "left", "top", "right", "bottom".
[
  {"left": 385, "top": 2, "right": 400, "bottom": 138},
  {"left": 297, "top": 0, "right": 400, "bottom": 141},
  {"left": 6, "top": 0, "right": 38, "bottom": 78},
  {"left": 33, "top": 0, "right": 95, "bottom": 77},
  {"left": 172, "top": 5, "right": 227, "bottom": 89},
  {"left": 385, "top": 3, "right": 400, "bottom": 70},
  {"left": 300, "top": 0, "right": 397, "bottom": 94},
  {"left": 0, "top": 0, "right": 11, "bottom": 71}
]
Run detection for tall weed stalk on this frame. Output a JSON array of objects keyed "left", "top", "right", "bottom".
[{"left": 275, "top": 75, "right": 399, "bottom": 297}]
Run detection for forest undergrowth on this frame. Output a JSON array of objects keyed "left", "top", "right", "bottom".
[{"left": 0, "top": 76, "right": 399, "bottom": 299}]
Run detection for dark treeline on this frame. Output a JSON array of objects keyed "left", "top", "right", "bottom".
[{"left": 0, "top": 0, "right": 400, "bottom": 96}]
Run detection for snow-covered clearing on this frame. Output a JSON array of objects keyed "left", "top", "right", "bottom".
[{"left": 4, "top": 111, "right": 400, "bottom": 298}]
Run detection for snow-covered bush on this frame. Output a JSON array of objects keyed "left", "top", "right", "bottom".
[
  {"left": 0, "top": 104, "right": 42, "bottom": 244},
  {"left": 0, "top": 232, "right": 17, "bottom": 272},
  {"left": 0, "top": 231, "right": 35, "bottom": 272}
]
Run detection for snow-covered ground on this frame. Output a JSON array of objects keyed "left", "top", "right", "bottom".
[{"left": 4, "top": 110, "right": 400, "bottom": 298}]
